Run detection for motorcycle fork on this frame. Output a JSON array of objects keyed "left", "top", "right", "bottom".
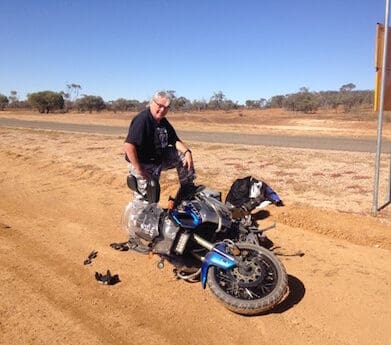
[{"left": 192, "top": 234, "right": 237, "bottom": 289}]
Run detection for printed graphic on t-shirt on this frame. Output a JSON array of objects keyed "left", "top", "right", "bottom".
[{"left": 155, "top": 126, "right": 168, "bottom": 149}]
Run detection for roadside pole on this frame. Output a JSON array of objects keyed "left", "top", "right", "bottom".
[{"left": 372, "top": 0, "right": 391, "bottom": 215}]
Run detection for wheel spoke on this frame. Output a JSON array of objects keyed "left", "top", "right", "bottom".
[
  {"left": 216, "top": 271, "right": 234, "bottom": 284},
  {"left": 244, "top": 288, "right": 261, "bottom": 299}
]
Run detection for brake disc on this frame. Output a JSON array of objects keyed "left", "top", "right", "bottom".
[{"left": 229, "top": 257, "right": 266, "bottom": 288}]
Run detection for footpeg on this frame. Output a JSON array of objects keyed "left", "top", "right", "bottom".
[{"left": 157, "top": 258, "right": 165, "bottom": 269}]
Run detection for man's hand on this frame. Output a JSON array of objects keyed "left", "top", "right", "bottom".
[
  {"left": 183, "top": 150, "right": 193, "bottom": 170},
  {"left": 136, "top": 167, "right": 150, "bottom": 180}
]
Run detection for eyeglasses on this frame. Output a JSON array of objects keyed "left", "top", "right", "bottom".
[{"left": 153, "top": 99, "right": 171, "bottom": 110}]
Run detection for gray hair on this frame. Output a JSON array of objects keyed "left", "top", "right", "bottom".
[{"left": 150, "top": 90, "right": 172, "bottom": 105}]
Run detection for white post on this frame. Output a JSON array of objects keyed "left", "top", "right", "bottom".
[{"left": 372, "top": 0, "right": 391, "bottom": 215}]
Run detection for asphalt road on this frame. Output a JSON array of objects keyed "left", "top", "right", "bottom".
[{"left": 1, "top": 117, "right": 390, "bottom": 153}]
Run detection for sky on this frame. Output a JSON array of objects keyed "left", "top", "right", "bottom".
[{"left": 0, "top": 0, "right": 387, "bottom": 104}]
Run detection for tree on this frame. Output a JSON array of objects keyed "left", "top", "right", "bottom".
[
  {"left": 245, "top": 100, "right": 258, "bottom": 108},
  {"left": 209, "top": 91, "right": 226, "bottom": 110},
  {"left": 171, "top": 96, "right": 191, "bottom": 111},
  {"left": 297, "top": 93, "right": 319, "bottom": 113},
  {"left": 245, "top": 98, "right": 267, "bottom": 109},
  {"left": 267, "top": 95, "right": 285, "bottom": 108},
  {"left": 66, "top": 83, "right": 82, "bottom": 101},
  {"left": 339, "top": 83, "right": 356, "bottom": 92},
  {"left": 0, "top": 94, "right": 9, "bottom": 110},
  {"left": 76, "top": 95, "right": 106, "bottom": 113},
  {"left": 27, "top": 91, "right": 64, "bottom": 113},
  {"left": 192, "top": 99, "right": 208, "bottom": 112},
  {"left": 109, "top": 98, "right": 139, "bottom": 112},
  {"left": 166, "top": 90, "right": 177, "bottom": 100},
  {"left": 339, "top": 83, "right": 357, "bottom": 112},
  {"left": 284, "top": 89, "right": 320, "bottom": 113},
  {"left": 9, "top": 90, "right": 18, "bottom": 104},
  {"left": 222, "top": 99, "right": 239, "bottom": 110},
  {"left": 317, "top": 91, "right": 340, "bottom": 113}
]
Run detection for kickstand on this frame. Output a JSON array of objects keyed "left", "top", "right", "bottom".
[
  {"left": 259, "top": 223, "right": 276, "bottom": 232},
  {"left": 271, "top": 246, "right": 305, "bottom": 257}
]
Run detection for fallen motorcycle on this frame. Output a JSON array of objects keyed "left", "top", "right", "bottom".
[{"left": 120, "top": 182, "right": 288, "bottom": 316}]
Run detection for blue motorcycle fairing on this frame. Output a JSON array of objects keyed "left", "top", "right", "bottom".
[
  {"left": 172, "top": 203, "right": 202, "bottom": 229},
  {"left": 201, "top": 243, "right": 236, "bottom": 289}
]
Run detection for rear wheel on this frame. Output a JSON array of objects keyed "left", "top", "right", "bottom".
[{"left": 207, "top": 242, "right": 288, "bottom": 315}]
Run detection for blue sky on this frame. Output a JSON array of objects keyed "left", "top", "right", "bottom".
[{"left": 0, "top": 0, "right": 386, "bottom": 104}]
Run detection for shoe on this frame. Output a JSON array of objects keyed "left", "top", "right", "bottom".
[
  {"left": 174, "top": 183, "right": 203, "bottom": 205},
  {"left": 95, "top": 270, "right": 120, "bottom": 285}
]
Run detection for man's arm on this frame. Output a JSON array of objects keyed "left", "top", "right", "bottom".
[
  {"left": 175, "top": 140, "right": 193, "bottom": 171},
  {"left": 124, "top": 142, "right": 149, "bottom": 179}
]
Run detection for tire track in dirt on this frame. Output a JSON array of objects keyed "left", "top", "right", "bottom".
[{"left": 1, "top": 222, "right": 184, "bottom": 345}]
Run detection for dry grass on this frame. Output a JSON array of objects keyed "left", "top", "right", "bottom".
[
  {"left": 1, "top": 109, "right": 390, "bottom": 226},
  {"left": 2, "top": 108, "right": 391, "bottom": 138}
]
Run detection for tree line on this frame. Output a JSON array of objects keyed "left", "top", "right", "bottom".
[{"left": 0, "top": 83, "right": 374, "bottom": 114}]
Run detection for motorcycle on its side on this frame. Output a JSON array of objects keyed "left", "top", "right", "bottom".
[{"left": 121, "top": 184, "right": 288, "bottom": 316}]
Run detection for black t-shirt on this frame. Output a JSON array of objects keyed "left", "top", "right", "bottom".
[{"left": 125, "top": 108, "right": 179, "bottom": 164}]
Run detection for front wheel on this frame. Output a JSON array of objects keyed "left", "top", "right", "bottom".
[{"left": 207, "top": 242, "right": 288, "bottom": 315}]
